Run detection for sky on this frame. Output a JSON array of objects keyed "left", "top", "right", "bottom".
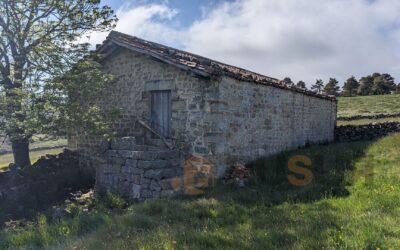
[{"left": 85, "top": 0, "right": 400, "bottom": 87}]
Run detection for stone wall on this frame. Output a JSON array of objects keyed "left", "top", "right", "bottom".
[
  {"left": 335, "top": 122, "right": 400, "bottom": 142},
  {"left": 71, "top": 48, "right": 217, "bottom": 174},
  {"left": 203, "top": 76, "right": 337, "bottom": 176},
  {"left": 0, "top": 150, "right": 93, "bottom": 223},
  {"left": 72, "top": 46, "right": 337, "bottom": 191},
  {"left": 95, "top": 137, "right": 183, "bottom": 200},
  {"left": 337, "top": 113, "right": 400, "bottom": 121}
]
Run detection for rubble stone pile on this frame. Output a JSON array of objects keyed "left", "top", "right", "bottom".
[
  {"left": 224, "top": 163, "right": 250, "bottom": 187},
  {"left": 0, "top": 150, "right": 93, "bottom": 224}
]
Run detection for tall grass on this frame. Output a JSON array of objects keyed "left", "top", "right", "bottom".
[{"left": 1, "top": 133, "right": 400, "bottom": 249}]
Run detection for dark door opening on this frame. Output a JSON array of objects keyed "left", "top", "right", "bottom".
[{"left": 150, "top": 90, "right": 171, "bottom": 138}]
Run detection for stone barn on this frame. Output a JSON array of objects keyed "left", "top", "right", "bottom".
[{"left": 69, "top": 31, "right": 337, "bottom": 200}]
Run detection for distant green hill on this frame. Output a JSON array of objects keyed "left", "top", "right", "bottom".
[{"left": 338, "top": 94, "right": 400, "bottom": 118}]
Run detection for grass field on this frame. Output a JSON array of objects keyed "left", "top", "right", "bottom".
[
  {"left": 1, "top": 133, "right": 399, "bottom": 249},
  {"left": 0, "top": 135, "right": 66, "bottom": 170},
  {"left": 338, "top": 94, "right": 400, "bottom": 118},
  {"left": 0, "top": 148, "right": 64, "bottom": 170},
  {"left": 0, "top": 135, "right": 67, "bottom": 153}
]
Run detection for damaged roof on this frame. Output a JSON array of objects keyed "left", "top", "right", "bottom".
[{"left": 97, "top": 31, "right": 336, "bottom": 101}]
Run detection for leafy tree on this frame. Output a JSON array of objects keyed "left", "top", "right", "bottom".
[
  {"left": 357, "top": 75, "right": 374, "bottom": 96},
  {"left": 396, "top": 83, "right": 400, "bottom": 94},
  {"left": 0, "top": 0, "right": 117, "bottom": 166},
  {"left": 372, "top": 73, "right": 396, "bottom": 95},
  {"left": 282, "top": 77, "right": 294, "bottom": 86},
  {"left": 324, "top": 78, "right": 340, "bottom": 96},
  {"left": 39, "top": 58, "right": 117, "bottom": 137},
  {"left": 296, "top": 81, "right": 307, "bottom": 89},
  {"left": 311, "top": 79, "right": 324, "bottom": 94},
  {"left": 342, "top": 76, "right": 359, "bottom": 97}
]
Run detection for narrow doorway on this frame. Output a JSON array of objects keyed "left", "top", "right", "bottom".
[{"left": 150, "top": 90, "right": 171, "bottom": 138}]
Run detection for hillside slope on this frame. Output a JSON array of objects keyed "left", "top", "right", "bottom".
[{"left": 338, "top": 94, "right": 400, "bottom": 118}]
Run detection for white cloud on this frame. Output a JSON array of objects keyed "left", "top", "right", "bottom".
[
  {"left": 184, "top": 0, "right": 400, "bottom": 85},
  {"left": 86, "top": 0, "right": 400, "bottom": 86},
  {"left": 83, "top": 4, "right": 182, "bottom": 48}
]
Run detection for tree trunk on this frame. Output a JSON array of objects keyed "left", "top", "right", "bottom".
[{"left": 11, "top": 138, "right": 31, "bottom": 167}]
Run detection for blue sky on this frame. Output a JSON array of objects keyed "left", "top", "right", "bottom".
[
  {"left": 103, "top": 0, "right": 231, "bottom": 26},
  {"left": 90, "top": 0, "right": 400, "bottom": 86}
]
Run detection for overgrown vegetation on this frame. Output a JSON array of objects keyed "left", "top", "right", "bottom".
[
  {"left": 1, "top": 133, "right": 399, "bottom": 249},
  {"left": 337, "top": 94, "right": 400, "bottom": 118}
]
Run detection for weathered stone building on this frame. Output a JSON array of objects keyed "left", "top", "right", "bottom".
[{"left": 70, "top": 31, "right": 337, "bottom": 200}]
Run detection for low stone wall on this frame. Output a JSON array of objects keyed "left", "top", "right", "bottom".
[
  {"left": 335, "top": 122, "right": 400, "bottom": 142},
  {"left": 0, "top": 145, "right": 66, "bottom": 156},
  {"left": 96, "top": 137, "right": 184, "bottom": 200},
  {"left": 337, "top": 113, "right": 400, "bottom": 121},
  {"left": 0, "top": 150, "right": 94, "bottom": 224}
]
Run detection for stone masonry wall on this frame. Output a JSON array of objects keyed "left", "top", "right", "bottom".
[
  {"left": 202, "top": 76, "right": 337, "bottom": 176},
  {"left": 95, "top": 137, "right": 183, "bottom": 200},
  {"left": 72, "top": 48, "right": 218, "bottom": 176},
  {"left": 72, "top": 46, "right": 337, "bottom": 197}
]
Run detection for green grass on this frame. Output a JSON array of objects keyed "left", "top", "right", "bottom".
[
  {"left": 338, "top": 94, "right": 400, "bottom": 118},
  {"left": 1, "top": 133, "right": 400, "bottom": 249},
  {"left": 0, "top": 148, "right": 64, "bottom": 170},
  {"left": 0, "top": 134, "right": 66, "bottom": 152},
  {"left": 337, "top": 117, "right": 400, "bottom": 126}
]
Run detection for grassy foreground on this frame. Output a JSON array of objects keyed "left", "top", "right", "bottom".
[
  {"left": 338, "top": 94, "right": 400, "bottom": 118},
  {"left": 1, "top": 133, "right": 400, "bottom": 249}
]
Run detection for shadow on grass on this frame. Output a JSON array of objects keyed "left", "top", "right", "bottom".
[{"left": 217, "top": 139, "right": 376, "bottom": 206}]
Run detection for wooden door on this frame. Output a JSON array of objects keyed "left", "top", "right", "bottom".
[{"left": 150, "top": 90, "right": 171, "bottom": 137}]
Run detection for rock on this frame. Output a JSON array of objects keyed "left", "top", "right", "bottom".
[
  {"left": 150, "top": 180, "right": 161, "bottom": 192},
  {"left": 131, "top": 184, "right": 141, "bottom": 199},
  {"left": 8, "top": 163, "right": 19, "bottom": 172},
  {"left": 224, "top": 163, "right": 250, "bottom": 184},
  {"left": 158, "top": 178, "right": 173, "bottom": 190},
  {"left": 125, "top": 159, "right": 138, "bottom": 168},
  {"left": 138, "top": 160, "right": 170, "bottom": 169},
  {"left": 160, "top": 190, "right": 174, "bottom": 197},
  {"left": 144, "top": 169, "right": 162, "bottom": 179},
  {"left": 111, "top": 137, "right": 136, "bottom": 150}
]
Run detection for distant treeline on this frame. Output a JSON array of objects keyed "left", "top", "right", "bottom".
[{"left": 282, "top": 73, "right": 400, "bottom": 97}]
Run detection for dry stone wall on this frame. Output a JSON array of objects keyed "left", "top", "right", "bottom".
[
  {"left": 337, "top": 113, "right": 400, "bottom": 121},
  {"left": 0, "top": 150, "right": 93, "bottom": 223},
  {"left": 335, "top": 122, "right": 400, "bottom": 142},
  {"left": 95, "top": 137, "right": 183, "bottom": 200}
]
